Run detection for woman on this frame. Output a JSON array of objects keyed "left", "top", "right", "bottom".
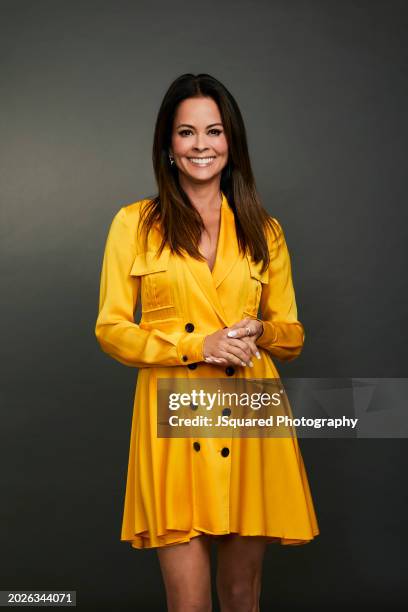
[{"left": 95, "top": 73, "right": 319, "bottom": 611}]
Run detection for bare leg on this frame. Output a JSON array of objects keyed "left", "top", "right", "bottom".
[
  {"left": 215, "top": 534, "right": 267, "bottom": 612},
  {"left": 157, "top": 534, "right": 213, "bottom": 612}
]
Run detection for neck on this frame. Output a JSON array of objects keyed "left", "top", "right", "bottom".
[{"left": 179, "top": 179, "right": 222, "bottom": 214}]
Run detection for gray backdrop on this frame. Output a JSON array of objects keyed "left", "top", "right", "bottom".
[{"left": 1, "top": 0, "right": 407, "bottom": 609}]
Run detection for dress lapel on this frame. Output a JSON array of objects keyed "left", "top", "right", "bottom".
[{"left": 183, "top": 191, "right": 241, "bottom": 326}]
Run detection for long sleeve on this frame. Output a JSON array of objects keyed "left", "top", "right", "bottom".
[
  {"left": 254, "top": 218, "right": 305, "bottom": 362},
  {"left": 94, "top": 206, "right": 206, "bottom": 368}
]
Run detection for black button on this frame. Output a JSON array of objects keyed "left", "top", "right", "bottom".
[
  {"left": 182, "top": 355, "right": 188, "bottom": 362},
  {"left": 193, "top": 441, "right": 201, "bottom": 451},
  {"left": 222, "top": 407, "right": 231, "bottom": 416},
  {"left": 187, "top": 362, "right": 198, "bottom": 370},
  {"left": 225, "top": 366, "right": 235, "bottom": 376},
  {"left": 221, "top": 447, "right": 230, "bottom": 457},
  {"left": 190, "top": 402, "right": 198, "bottom": 410},
  {"left": 185, "top": 322, "right": 195, "bottom": 332}
]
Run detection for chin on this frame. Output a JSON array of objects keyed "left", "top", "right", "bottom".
[
  {"left": 186, "top": 172, "right": 220, "bottom": 183},
  {"left": 181, "top": 164, "right": 223, "bottom": 180}
]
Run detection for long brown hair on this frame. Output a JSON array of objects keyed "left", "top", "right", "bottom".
[{"left": 137, "top": 73, "right": 279, "bottom": 274}]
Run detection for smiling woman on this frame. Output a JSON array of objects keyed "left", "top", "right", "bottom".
[
  {"left": 95, "top": 72, "right": 319, "bottom": 611},
  {"left": 169, "top": 99, "right": 229, "bottom": 178}
]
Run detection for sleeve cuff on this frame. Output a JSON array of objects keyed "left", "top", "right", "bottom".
[
  {"left": 177, "top": 333, "right": 207, "bottom": 364},
  {"left": 253, "top": 319, "right": 278, "bottom": 348}
]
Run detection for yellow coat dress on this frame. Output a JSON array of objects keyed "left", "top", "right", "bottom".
[{"left": 95, "top": 191, "right": 320, "bottom": 549}]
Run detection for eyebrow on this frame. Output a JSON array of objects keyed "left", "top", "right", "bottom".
[{"left": 176, "top": 122, "right": 223, "bottom": 129}]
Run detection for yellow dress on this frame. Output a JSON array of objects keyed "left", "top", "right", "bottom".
[{"left": 95, "top": 191, "right": 320, "bottom": 549}]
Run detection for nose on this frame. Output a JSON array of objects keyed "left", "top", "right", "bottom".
[{"left": 192, "top": 133, "right": 209, "bottom": 152}]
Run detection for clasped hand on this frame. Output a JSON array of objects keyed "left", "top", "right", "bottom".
[{"left": 203, "top": 317, "right": 264, "bottom": 367}]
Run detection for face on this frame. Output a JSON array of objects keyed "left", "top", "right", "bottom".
[{"left": 169, "top": 96, "right": 229, "bottom": 184}]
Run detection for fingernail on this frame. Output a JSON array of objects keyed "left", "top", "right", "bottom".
[
  {"left": 249, "top": 361, "right": 254, "bottom": 367},
  {"left": 256, "top": 351, "right": 261, "bottom": 359},
  {"left": 241, "top": 361, "right": 246, "bottom": 366},
  {"left": 228, "top": 330, "right": 237, "bottom": 337}
]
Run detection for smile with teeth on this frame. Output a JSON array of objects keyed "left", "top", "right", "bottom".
[{"left": 187, "top": 156, "right": 216, "bottom": 166}]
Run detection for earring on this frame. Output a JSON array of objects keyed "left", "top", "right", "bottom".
[{"left": 169, "top": 154, "right": 175, "bottom": 165}]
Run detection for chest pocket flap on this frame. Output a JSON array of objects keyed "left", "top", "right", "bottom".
[
  {"left": 131, "top": 249, "right": 170, "bottom": 275},
  {"left": 246, "top": 254, "right": 269, "bottom": 284},
  {"left": 130, "top": 248, "right": 175, "bottom": 316}
]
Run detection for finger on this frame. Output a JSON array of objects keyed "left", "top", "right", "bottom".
[
  {"left": 223, "top": 338, "right": 253, "bottom": 362},
  {"left": 218, "top": 349, "right": 250, "bottom": 367},
  {"left": 220, "top": 343, "right": 254, "bottom": 367},
  {"left": 239, "top": 336, "right": 262, "bottom": 359},
  {"left": 223, "top": 317, "right": 254, "bottom": 333},
  {"left": 227, "top": 326, "right": 257, "bottom": 339},
  {"left": 204, "top": 355, "right": 228, "bottom": 364}
]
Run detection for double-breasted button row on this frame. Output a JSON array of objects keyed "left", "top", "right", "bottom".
[
  {"left": 192, "top": 442, "right": 230, "bottom": 457},
  {"left": 183, "top": 322, "right": 197, "bottom": 365},
  {"left": 184, "top": 323, "right": 234, "bottom": 376},
  {"left": 182, "top": 355, "right": 198, "bottom": 368}
]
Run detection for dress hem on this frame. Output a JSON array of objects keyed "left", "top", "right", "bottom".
[{"left": 121, "top": 526, "right": 320, "bottom": 550}]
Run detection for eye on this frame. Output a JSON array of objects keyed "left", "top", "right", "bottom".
[{"left": 177, "top": 128, "right": 223, "bottom": 137}]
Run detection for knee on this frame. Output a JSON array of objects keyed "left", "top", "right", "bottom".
[{"left": 217, "top": 580, "right": 259, "bottom": 611}]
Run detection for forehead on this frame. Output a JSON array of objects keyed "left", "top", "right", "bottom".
[{"left": 174, "top": 96, "right": 222, "bottom": 126}]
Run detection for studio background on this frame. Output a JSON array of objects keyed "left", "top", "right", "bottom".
[{"left": 1, "top": 0, "right": 407, "bottom": 609}]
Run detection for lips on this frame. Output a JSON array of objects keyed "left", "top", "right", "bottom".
[{"left": 187, "top": 156, "right": 216, "bottom": 166}]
